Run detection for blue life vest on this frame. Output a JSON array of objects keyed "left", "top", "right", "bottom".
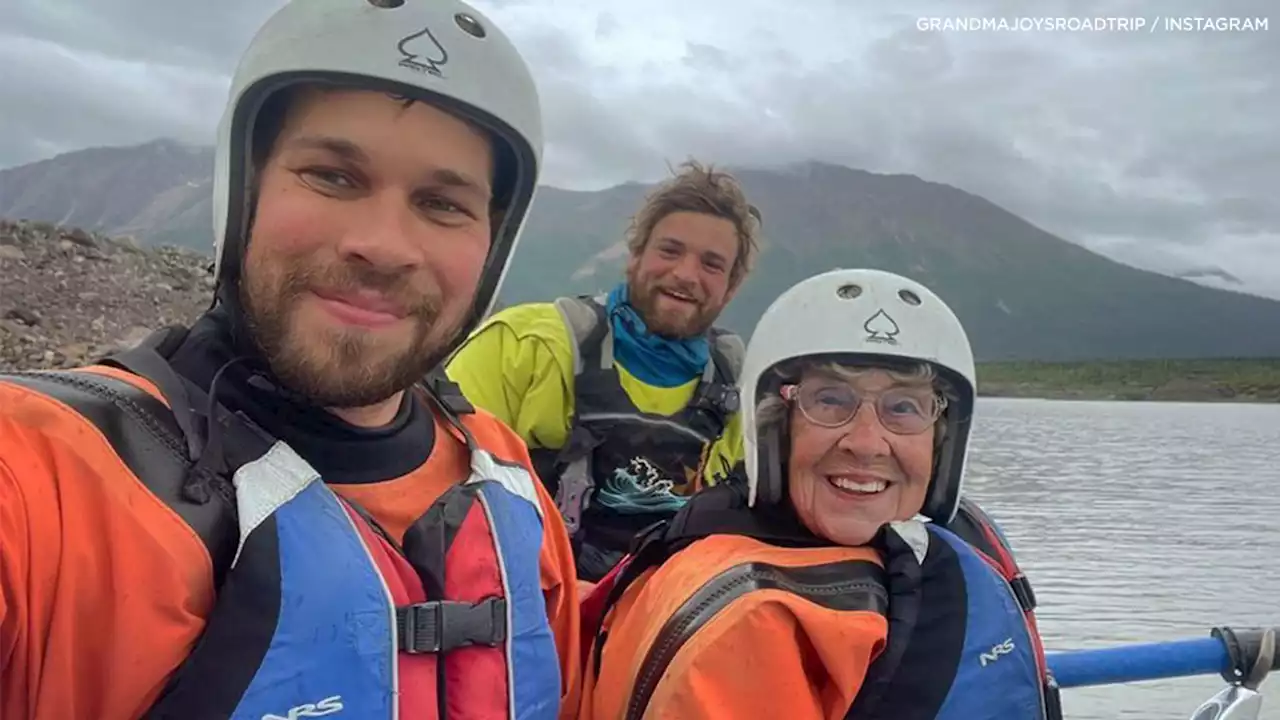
[
  {"left": 8, "top": 360, "right": 563, "bottom": 720},
  {"left": 846, "top": 520, "right": 1049, "bottom": 719}
]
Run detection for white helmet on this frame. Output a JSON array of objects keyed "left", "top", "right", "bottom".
[
  {"left": 741, "top": 268, "right": 977, "bottom": 524},
  {"left": 211, "top": 0, "right": 542, "bottom": 339}
]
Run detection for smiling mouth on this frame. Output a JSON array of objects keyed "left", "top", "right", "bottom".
[
  {"left": 659, "top": 289, "right": 698, "bottom": 304},
  {"left": 826, "top": 475, "right": 889, "bottom": 495},
  {"left": 310, "top": 289, "right": 408, "bottom": 328}
]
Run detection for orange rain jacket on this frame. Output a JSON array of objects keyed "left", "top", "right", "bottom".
[
  {"left": 0, "top": 364, "right": 582, "bottom": 720},
  {"left": 579, "top": 534, "right": 889, "bottom": 720}
]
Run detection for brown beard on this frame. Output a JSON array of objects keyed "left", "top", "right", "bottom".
[
  {"left": 626, "top": 272, "right": 720, "bottom": 339},
  {"left": 240, "top": 254, "right": 460, "bottom": 408}
]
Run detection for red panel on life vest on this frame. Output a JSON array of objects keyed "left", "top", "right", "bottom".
[
  {"left": 579, "top": 555, "right": 630, "bottom": 660},
  {"left": 340, "top": 502, "right": 439, "bottom": 718},
  {"left": 443, "top": 493, "right": 510, "bottom": 718}
]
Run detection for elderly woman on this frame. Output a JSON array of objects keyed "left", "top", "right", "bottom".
[{"left": 576, "top": 269, "right": 1059, "bottom": 720}]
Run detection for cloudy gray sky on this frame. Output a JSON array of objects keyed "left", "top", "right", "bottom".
[{"left": 1, "top": 0, "right": 1276, "bottom": 296}]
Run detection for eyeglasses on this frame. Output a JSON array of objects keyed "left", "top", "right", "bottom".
[{"left": 780, "top": 380, "right": 946, "bottom": 435}]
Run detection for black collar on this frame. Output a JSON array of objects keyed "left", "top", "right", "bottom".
[{"left": 166, "top": 306, "right": 435, "bottom": 484}]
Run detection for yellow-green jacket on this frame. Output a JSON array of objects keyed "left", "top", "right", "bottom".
[{"left": 445, "top": 295, "right": 744, "bottom": 580}]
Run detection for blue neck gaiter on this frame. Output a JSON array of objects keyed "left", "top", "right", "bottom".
[{"left": 604, "top": 282, "right": 709, "bottom": 388}]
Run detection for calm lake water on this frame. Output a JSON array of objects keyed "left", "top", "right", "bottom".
[{"left": 965, "top": 398, "right": 1280, "bottom": 720}]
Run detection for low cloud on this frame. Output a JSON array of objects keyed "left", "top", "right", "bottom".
[{"left": 0, "top": 0, "right": 1275, "bottom": 294}]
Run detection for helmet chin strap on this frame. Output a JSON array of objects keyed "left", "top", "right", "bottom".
[
  {"left": 213, "top": 281, "right": 267, "bottom": 365},
  {"left": 924, "top": 400, "right": 971, "bottom": 524},
  {"left": 753, "top": 413, "right": 790, "bottom": 508}
]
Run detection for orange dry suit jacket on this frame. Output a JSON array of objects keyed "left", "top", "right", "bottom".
[
  {"left": 0, "top": 309, "right": 582, "bottom": 720},
  {"left": 577, "top": 480, "right": 1056, "bottom": 720}
]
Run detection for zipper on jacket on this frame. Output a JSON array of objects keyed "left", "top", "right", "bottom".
[
  {"left": 6, "top": 370, "right": 188, "bottom": 453},
  {"left": 625, "top": 560, "right": 888, "bottom": 720},
  {"left": 578, "top": 411, "right": 714, "bottom": 444}
]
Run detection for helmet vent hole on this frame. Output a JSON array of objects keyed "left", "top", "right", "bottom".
[
  {"left": 836, "top": 283, "right": 862, "bottom": 299},
  {"left": 899, "top": 289, "right": 922, "bottom": 305},
  {"left": 455, "top": 12, "right": 487, "bottom": 37},
  {"left": 367, "top": 0, "right": 405, "bottom": 8}
]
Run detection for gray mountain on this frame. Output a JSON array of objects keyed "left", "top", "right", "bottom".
[{"left": 3, "top": 142, "right": 1279, "bottom": 362}]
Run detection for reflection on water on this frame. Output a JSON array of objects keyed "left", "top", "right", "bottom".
[{"left": 965, "top": 398, "right": 1280, "bottom": 720}]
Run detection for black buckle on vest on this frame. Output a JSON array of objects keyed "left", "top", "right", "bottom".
[
  {"left": 714, "top": 384, "right": 740, "bottom": 414},
  {"left": 396, "top": 598, "right": 508, "bottom": 654},
  {"left": 1010, "top": 574, "right": 1037, "bottom": 612},
  {"left": 690, "top": 381, "right": 740, "bottom": 418}
]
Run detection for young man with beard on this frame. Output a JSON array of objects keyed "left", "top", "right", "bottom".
[
  {"left": 0, "top": 2, "right": 581, "bottom": 719},
  {"left": 446, "top": 161, "right": 763, "bottom": 583}
]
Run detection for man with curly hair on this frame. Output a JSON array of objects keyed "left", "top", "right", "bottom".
[{"left": 448, "top": 160, "right": 763, "bottom": 582}]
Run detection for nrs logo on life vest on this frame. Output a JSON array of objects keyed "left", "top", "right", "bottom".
[
  {"left": 980, "top": 638, "right": 1016, "bottom": 667},
  {"left": 262, "top": 695, "right": 344, "bottom": 720}
]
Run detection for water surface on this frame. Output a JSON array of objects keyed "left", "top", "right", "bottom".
[{"left": 966, "top": 398, "right": 1280, "bottom": 719}]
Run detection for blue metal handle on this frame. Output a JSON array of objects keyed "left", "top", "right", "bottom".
[{"left": 1047, "top": 637, "right": 1227, "bottom": 688}]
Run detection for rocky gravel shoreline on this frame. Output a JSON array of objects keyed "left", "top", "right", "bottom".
[{"left": 0, "top": 217, "right": 213, "bottom": 371}]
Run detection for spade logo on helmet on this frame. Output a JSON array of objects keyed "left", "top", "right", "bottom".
[
  {"left": 863, "top": 309, "right": 900, "bottom": 345},
  {"left": 397, "top": 25, "right": 449, "bottom": 77}
]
